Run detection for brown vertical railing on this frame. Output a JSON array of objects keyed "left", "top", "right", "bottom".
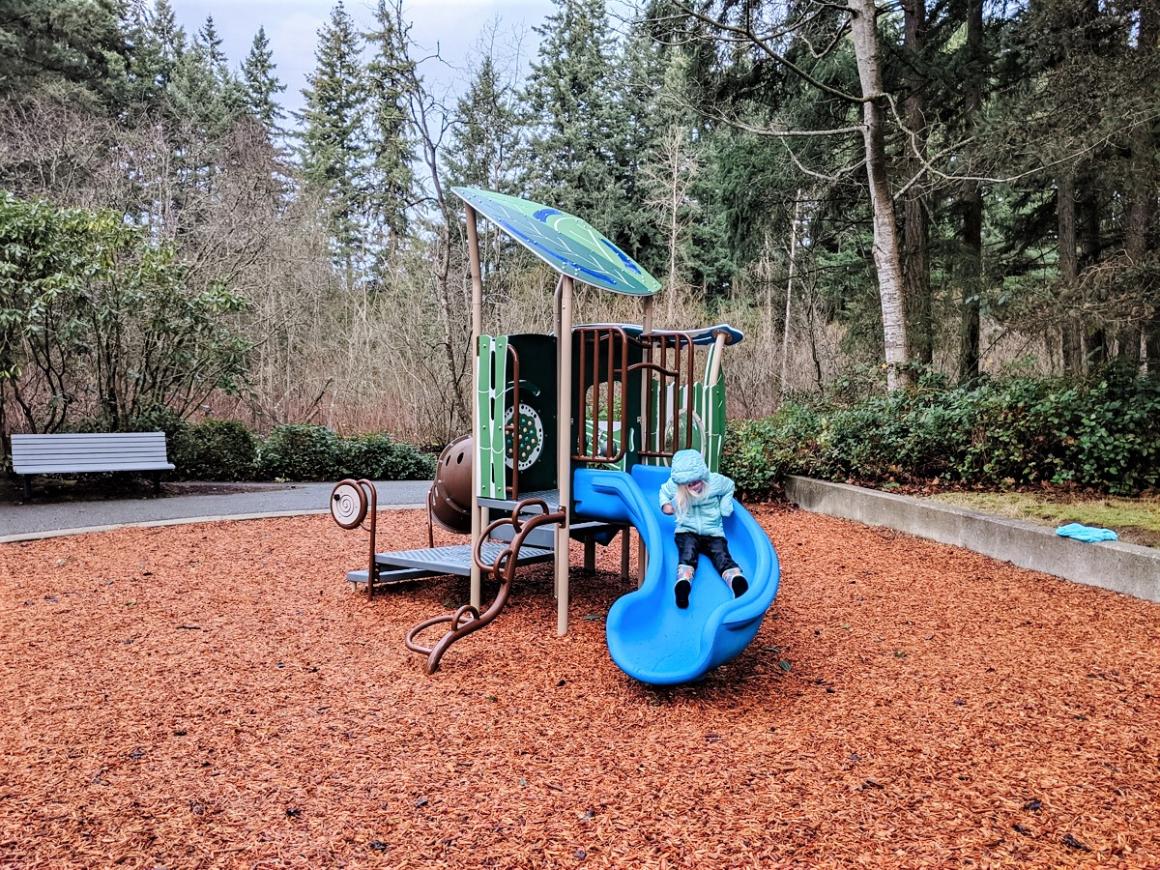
[
  {"left": 632, "top": 331, "right": 696, "bottom": 461},
  {"left": 572, "top": 326, "right": 630, "bottom": 463}
]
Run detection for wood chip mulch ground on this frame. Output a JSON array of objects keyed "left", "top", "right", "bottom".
[{"left": 1, "top": 508, "right": 1157, "bottom": 868}]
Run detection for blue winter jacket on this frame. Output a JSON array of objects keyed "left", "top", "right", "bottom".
[{"left": 659, "top": 472, "right": 735, "bottom": 538}]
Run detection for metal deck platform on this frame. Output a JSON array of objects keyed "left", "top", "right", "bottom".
[
  {"left": 478, "top": 488, "right": 560, "bottom": 512},
  {"left": 346, "top": 542, "right": 553, "bottom": 585}
]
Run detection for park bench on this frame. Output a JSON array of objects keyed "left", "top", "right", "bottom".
[{"left": 10, "top": 432, "right": 175, "bottom": 499}]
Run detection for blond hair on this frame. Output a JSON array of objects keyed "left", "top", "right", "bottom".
[{"left": 673, "top": 482, "right": 705, "bottom": 517}]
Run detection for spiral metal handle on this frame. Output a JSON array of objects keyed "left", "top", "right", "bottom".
[{"left": 330, "top": 479, "right": 368, "bottom": 529}]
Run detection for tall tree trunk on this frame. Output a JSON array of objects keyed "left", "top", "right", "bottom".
[
  {"left": 851, "top": 0, "right": 912, "bottom": 390},
  {"left": 1122, "top": 170, "right": 1150, "bottom": 367},
  {"left": 779, "top": 192, "right": 802, "bottom": 398},
  {"left": 902, "top": 0, "right": 932, "bottom": 367},
  {"left": 1058, "top": 172, "right": 1083, "bottom": 373},
  {"left": 1078, "top": 171, "right": 1105, "bottom": 365},
  {"left": 958, "top": 0, "right": 984, "bottom": 383},
  {"left": 1131, "top": 0, "right": 1159, "bottom": 370}
]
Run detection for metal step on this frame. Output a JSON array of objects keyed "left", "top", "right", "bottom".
[
  {"left": 346, "top": 565, "right": 438, "bottom": 586},
  {"left": 370, "top": 543, "right": 553, "bottom": 577}
]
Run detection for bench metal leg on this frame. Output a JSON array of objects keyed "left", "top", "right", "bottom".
[
  {"left": 151, "top": 471, "right": 161, "bottom": 496},
  {"left": 22, "top": 475, "right": 32, "bottom": 501}
]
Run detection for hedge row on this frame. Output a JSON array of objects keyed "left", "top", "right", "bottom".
[
  {"left": 722, "top": 369, "right": 1160, "bottom": 498},
  {"left": 170, "top": 421, "right": 435, "bottom": 482}
]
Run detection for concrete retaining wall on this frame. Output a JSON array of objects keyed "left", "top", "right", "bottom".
[{"left": 784, "top": 476, "right": 1160, "bottom": 603}]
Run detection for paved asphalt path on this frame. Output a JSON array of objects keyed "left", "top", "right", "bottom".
[{"left": 0, "top": 480, "right": 431, "bottom": 542}]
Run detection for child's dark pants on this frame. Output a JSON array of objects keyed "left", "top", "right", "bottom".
[{"left": 675, "top": 532, "right": 740, "bottom": 577}]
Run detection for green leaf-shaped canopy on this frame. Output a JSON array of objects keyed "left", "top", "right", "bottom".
[{"left": 453, "top": 187, "right": 661, "bottom": 297}]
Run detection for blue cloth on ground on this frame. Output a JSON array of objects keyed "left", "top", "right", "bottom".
[{"left": 1055, "top": 523, "right": 1118, "bottom": 543}]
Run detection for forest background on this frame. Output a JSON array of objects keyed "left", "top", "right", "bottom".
[{"left": 1, "top": 0, "right": 1157, "bottom": 491}]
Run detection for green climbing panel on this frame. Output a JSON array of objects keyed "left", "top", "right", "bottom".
[{"left": 476, "top": 334, "right": 509, "bottom": 499}]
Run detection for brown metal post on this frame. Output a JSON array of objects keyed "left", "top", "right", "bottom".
[
  {"left": 605, "top": 330, "right": 614, "bottom": 458},
  {"left": 466, "top": 206, "right": 484, "bottom": 609},
  {"left": 556, "top": 277, "right": 573, "bottom": 636},
  {"left": 577, "top": 330, "right": 587, "bottom": 456},
  {"left": 365, "top": 480, "right": 378, "bottom": 597},
  {"left": 670, "top": 338, "right": 680, "bottom": 454},
  {"left": 685, "top": 334, "right": 695, "bottom": 448},
  {"left": 639, "top": 297, "right": 653, "bottom": 573},
  {"left": 590, "top": 333, "right": 599, "bottom": 456}
]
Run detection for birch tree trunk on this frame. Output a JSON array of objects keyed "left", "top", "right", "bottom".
[{"left": 850, "top": 0, "right": 912, "bottom": 390}]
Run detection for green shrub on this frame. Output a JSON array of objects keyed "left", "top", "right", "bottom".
[
  {"left": 337, "top": 433, "right": 436, "bottom": 480},
  {"left": 0, "top": 193, "right": 250, "bottom": 436},
  {"left": 723, "top": 369, "right": 1160, "bottom": 499},
  {"left": 258, "top": 424, "right": 341, "bottom": 481},
  {"left": 172, "top": 420, "right": 258, "bottom": 481}
]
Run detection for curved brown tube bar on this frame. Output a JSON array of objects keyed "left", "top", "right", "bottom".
[{"left": 404, "top": 497, "right": 566, "bottom": 674}]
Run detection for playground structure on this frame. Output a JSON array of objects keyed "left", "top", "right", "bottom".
[{"left": 331, "top": 188, "right": 780, "bottom": 684}]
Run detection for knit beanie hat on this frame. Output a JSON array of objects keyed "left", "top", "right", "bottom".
[{"left": 670, "top": 449, "right": 710, "bottom": 484}]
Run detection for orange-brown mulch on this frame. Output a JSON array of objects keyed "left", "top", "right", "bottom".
[{"left": 1, "top": 508, "right": 1157, "bottom": 868}]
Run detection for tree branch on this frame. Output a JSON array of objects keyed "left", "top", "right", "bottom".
[{"left": 672, "top": 1, "right": 864, "bottom": 104}]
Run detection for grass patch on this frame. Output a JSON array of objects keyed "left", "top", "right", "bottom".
[{"left": 931, "top": 491, "right": 1160, "bottom": 548}]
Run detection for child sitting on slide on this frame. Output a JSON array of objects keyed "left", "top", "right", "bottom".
[{"left": 659, "top": 449, "right": 748, "bottom": 609}]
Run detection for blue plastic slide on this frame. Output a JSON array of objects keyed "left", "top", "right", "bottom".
[{"left": 572, "top": 465, "right": 780, "bottom": 685}]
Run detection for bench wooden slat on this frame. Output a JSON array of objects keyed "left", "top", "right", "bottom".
[
  {"left": 14, "top": 445, "right": 164, "bottom": 452},
  {"left": 12, "top": 433, "right": 168, "bottom": 442},
  {"left": 14, "top": 452, "right": 169, "bottom": 459},
  {"left": 12, "top": 435, "right": 167, "bottom": 446},
  {"left": 17, "top": 464, "right": 175, "bottom": 473},
  {"left": 14, "top": 457, "right": 174, "bottom": 464},
  {"left": 16, "top": 442, "right": 168, "bottom": 450},
  {"left": 10, "top": 432, "right": 175, "bottom": 481},
  {"left": 18, "top": 465, "right": 175, "bottom": 473}
]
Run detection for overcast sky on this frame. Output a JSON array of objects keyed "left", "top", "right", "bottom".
[{"left": 172, "top": 0, "right": 554, "bottom": 118}]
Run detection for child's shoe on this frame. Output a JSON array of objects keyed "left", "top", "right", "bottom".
[
  {"left": 730, "top": 574, "right": 748, "bottom": 598},
  {"left": 675, "top": 578, "right": 691, "bottom": 609}
]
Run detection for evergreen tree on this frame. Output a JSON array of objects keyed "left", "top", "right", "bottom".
[
  {"left": 199, "top": 15, "right": 246, "bottom": 120},
  {"left": 297, "top": 1, "right": 368, "bottom": 272},
  {"left": 167, "top": 38, "right": 222, "bottom": 131},
  {"left": 364, "top": 0, "right": 416, "bottom": 253},
  {"left": 150, "top": 0, "right": 185, "bottom": 74},
  {"left": 641, "top": 48, "right": 700, "bottom": 294},
  {"left": 445, "top": 55, "right": 518, "bottom": 193},
  {"left": 167, "top": 17, "right": 243, "bottom": 141},
  {"left": 444, "top": 51, "right": 521, "bottom": 278},
  {"left": 241, "top": 26, "right": 286, "bottom": 133},
  {"left": 616, "top": 19, "right": 666, "bottom": 264},
  {"left": 198, "top": 16, "right": 227, "bottom": 73},
  {"left": 0, "top": 0, "right": 127, "bottom": 105},
  {"left": 521, "top": 0, "right": 632, "bottom": 243},
  {"left": 120, "top": 0, "right": 188, "bottom": 114},
  {"left": 120, "top": 0, "right": 178, "bottom": 112}
]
